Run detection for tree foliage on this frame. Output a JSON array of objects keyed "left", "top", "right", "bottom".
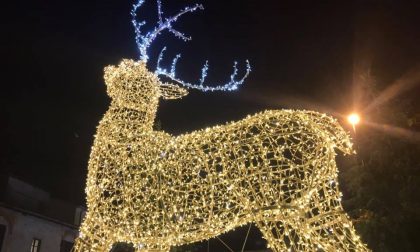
[{"left": 341, "top": 96, "right": 420, "bottom": 251}]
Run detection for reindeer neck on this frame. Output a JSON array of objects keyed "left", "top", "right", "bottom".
[{"left": 106, "top": 104, "right": 156, "bottom": 132}]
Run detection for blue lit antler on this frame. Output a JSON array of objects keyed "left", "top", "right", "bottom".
[
  {"left": 131, "top": 0, "right": 204, "bottom": 62},
  {"left": 156, "top": 48, "right": 251, "bottom": 91},
  {"left": 132, "top": 0, "right": 251, "bottom": 91}
]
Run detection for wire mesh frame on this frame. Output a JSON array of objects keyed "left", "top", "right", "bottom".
[{"left": 72, "top": 60, "right": 370, "bottom": 252}]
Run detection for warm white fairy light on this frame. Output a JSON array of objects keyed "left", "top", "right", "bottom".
[
  {"left": 73, "top": 0, "right": 369, "bottom": 251},
  {"left": 73, "top": 60, "right": 369, "bottom": 252}
]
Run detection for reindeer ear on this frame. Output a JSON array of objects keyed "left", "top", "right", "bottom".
[
  {"left": 159, "top": 83, "right": 189, "bottom": 100},
  {"left": 104, "top": 65, "right": 116, "bottom": 85}
]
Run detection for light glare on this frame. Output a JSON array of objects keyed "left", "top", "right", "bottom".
[{"left": 348, "top": 113, "right": 360, "bottom": 125}]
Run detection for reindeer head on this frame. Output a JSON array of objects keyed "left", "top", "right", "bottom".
[{"left": 104, "top": 60, "right": 188, "bottom": 110}]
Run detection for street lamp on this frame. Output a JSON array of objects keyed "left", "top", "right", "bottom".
[{"left": 347, "top": 113, "right": 361, "bottom": 132}]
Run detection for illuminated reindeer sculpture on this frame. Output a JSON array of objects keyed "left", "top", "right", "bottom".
[{"left": 73, "top": 1, "right": 369, "bottom": 251}]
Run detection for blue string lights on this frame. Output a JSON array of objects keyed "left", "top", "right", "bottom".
[
  {"left": 131, "top": 0, "right": 251, "bottom": 92},
  {"left": 72, "top": 2, "right": 370, "bottom": 251},
  {"left": 131, "top": 0, "right": 203, "bottom": 62}
]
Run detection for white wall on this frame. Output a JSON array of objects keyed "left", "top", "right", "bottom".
[{"left": 0, "top": 207, "right": 78, "bottom": 252}]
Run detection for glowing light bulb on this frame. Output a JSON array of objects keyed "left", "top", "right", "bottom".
[{"left": 347, "top": 113, "right": 360, "bottom": 132}]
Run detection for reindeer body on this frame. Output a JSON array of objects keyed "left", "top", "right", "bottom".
[
  {"left": 73, "top": 2, "right": 370, "bottom": 250},
  {"left": 73, "top": 60, "right": 369, "bottom": 252}
]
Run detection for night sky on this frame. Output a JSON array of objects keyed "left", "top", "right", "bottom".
[{"left": 2, "top": 0, "right": 420, "bottom": 211}]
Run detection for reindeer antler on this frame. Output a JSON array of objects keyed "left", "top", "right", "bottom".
[
  {"left": 131, "top": 0, "right": 251, "bottom": 91},
  {"left": 131, "top": 0, "right": 203, "bottom": 62},
  {"left": 156, "top": 47, "right": 251, "bottom": 91}
]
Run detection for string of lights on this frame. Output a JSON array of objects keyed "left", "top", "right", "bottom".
[
  {"left": 73, "top": 0, "right": 369, "bottom": 251},
  {"left": 131, "top": 0, "right": 203, "bottom": 63},
  {"left": 155, "top": 49, "right": 251, "bottom": 91},
  {"left": 131, "top": 0, "right": 251, "bottom": 92},
  {"left": 73, "top": 60, "right": 369, "bottom": 252}
]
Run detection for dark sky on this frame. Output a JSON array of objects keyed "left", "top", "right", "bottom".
[{"left": 2, "top": 0, "right": 420, "bottom": 209}]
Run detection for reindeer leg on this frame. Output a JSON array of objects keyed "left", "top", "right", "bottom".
[
  {"left": 136, "top": 244, "right": 170, "bottom": 252},
  {"left": 303, "top": 182, "right": 370, "bottom": 252},
  {"left": 72, "top": 214, "right": 114, "bottom": 252},
  {"left": 304, "top": 204, "right": 370, "bottom": 251},
  {"left": 303, "top": 210, "right": 369, "bottom": 252},
  {"left": 256, "top": 218, "right": 320, "bottom": 252},
  {"left": 256, "top": 220, "right": 292, "bottom": 252}
]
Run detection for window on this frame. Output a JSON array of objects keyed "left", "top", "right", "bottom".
[
  {"left": 60, "top": 240, "right": 73, "bottom": 252},
  {"left": 74, "top": 207, "right": 86, "bottom": 226},
  {"left": 31, "top": 238, "right": 41, "bottom": 252},
  {"left": 0, "top": 224, "right": 6, "bottom": 252}
]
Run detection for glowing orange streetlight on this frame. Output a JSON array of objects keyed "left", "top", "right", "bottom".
[{"left": 347, "top": 113, "right": 360, "bottom": 132}]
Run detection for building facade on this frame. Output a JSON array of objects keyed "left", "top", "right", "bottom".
[{"left": 0, "top": 176, "right": 85, "bottom": 252}]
